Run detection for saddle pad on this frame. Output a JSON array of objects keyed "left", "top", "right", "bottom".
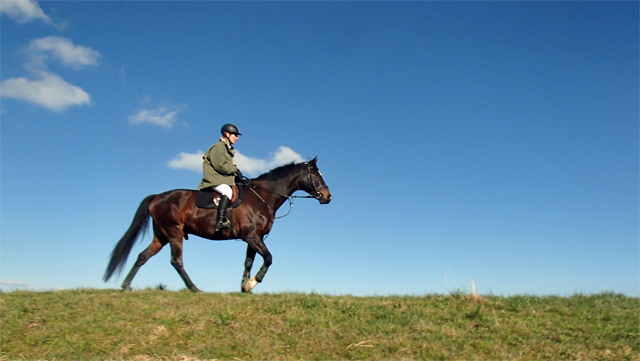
[
  {"left": 195, "top": 189, "right": 218, "bottom": 209},
  {"left": 195, "top": 185, "right": 245, "bottom": 209}
]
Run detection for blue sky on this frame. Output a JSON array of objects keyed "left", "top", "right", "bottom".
[{"left": 1, "top": 0, "right": 638, "bottom": 296}]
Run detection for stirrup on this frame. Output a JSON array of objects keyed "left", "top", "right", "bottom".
[{"left": 215, "top": 219, "right": 231, "bottom": 232}]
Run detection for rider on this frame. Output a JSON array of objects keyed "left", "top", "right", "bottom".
[{"left": 198, "top": 123, "right": 243, "bottom": 232}]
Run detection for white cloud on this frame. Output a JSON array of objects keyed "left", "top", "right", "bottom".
[
  {"left": 1, "top": 36, "right": 99, "bottom": 111},
  {"left": 168, "top": 146, "right": 305, "bottom": 177},
  {"left": 167, "top": 151, "right": 204, "bottom": 171},
  {"left": 1, "top": 0, "right": 51, "bottom": 24},
  {"left": 236, "top": 146, "right": 305, "bottom": 176},
  {"left": 1, "top": 72, "right": 91, "bottom": 111},
  {"left": 0, "top": 280, "right": 65, "bottom": 292},
  {"left": 129, "top": 106, "right": 180, "bottom": 128},
  {"left": 29, "top": 36, "right": 100, "bottom": 69},
  {"left": 0, "top": 279, "right": 27, "bottom": 286}
]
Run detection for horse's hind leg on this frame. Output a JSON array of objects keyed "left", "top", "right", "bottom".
[
  {"left": 121, "top": 236, "right": 165, "bottom": 291},
  {"left": 169, "top": 237, "right": 202, "bottom": 293}
]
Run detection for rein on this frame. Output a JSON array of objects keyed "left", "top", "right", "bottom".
[
  {"left": 244, "top": 184, "right": 291, "bottom": 220},
  {"left": 240, "top": 163, "right": 326, "bottom": 220}
]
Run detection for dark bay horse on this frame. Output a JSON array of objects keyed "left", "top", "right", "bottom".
[{"left": 104, "top": 158, "right": 331, "bottom": 292}]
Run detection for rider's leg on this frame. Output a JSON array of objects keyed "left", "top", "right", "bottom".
[{"left": 213, "top": 184, "right": 232, "bottom": 231}]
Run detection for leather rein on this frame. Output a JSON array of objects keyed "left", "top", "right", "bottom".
[{"left": 241, "top": 163, "right": 327, "bottom": 220}]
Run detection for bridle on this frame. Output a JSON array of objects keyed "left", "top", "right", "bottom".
[
  {"left": 304, "top": 163, "right": 329, "bottom": 201},
  {"left": 242, "top": 162, "right": 328, "bottom": 220}
]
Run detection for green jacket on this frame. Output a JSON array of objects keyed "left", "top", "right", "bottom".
[{"left": 198, "top": 139, "right": 238, "bottom": 189}]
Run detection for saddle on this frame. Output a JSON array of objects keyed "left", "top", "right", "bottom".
[{"left": 195, "top": 185, "right": 245, "bottom": 209}]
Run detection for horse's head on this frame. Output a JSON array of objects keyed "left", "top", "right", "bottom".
[{"left": 302, "top": 157, "right": 332, "bottom": 204}]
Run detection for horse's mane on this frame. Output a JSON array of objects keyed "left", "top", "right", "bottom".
[{"left": 253, "top": 161, "right": 302, "bottom": 182}]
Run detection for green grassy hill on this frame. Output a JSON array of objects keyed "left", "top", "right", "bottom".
[{"left": 1, "top": 289, "right": 637, "bottom": 360}]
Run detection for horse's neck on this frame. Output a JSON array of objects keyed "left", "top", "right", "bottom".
[{"left": 253, "top": 170, "right": 302, "bottom": 206}]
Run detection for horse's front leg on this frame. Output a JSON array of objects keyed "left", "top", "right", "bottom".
[
  {"left": 242, "top": 234, "right": 272, "bottom": 293},
  {"left": 241, "top": 245, "right": 256, "bottom": 292}
]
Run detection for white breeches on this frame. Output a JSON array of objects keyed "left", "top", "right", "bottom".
[{"left": 213, "top": 184, "right": 233, "bottom": 199}]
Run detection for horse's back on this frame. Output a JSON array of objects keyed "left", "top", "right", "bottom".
[
  {"left": 152, "top": 189, "right": 196, "bottom": 205},
  {"left": 149, "top": 189, "right": 198, "bottom": 221}
]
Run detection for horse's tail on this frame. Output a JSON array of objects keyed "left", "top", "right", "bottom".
[{"left": 103, "top": 194, "right": 157, "bottom": 282}]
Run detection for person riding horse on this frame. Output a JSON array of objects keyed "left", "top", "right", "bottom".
[{"left": 198, "top": 123, "right": 243, "bottom": 232}]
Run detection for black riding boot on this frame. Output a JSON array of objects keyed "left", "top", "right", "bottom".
[{"left": 215, "top": 195, "right": 232, "bottom": 232}]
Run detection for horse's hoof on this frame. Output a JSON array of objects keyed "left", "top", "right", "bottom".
[
  {"left": 121, "top": 286, "right": 131, "bottom": 292},
  {"left": 190, "top": 287, "right": 203, "bottom": 293},
  {"left": 242, "top": 277, "right": 258, "bottom": 292}
]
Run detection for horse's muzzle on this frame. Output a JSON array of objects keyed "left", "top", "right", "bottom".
[{"left": 317, "top": 189, "right": 332, "bottom": 204}]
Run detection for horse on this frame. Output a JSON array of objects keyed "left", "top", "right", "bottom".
[{"left": 103, "top": 157, "right": 331, "bottom": 293}]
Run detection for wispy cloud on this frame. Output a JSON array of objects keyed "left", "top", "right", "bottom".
[
  {"left": 167, "top": 146, "right": 305, "bottom": 177},
  {"left": 1, "top": 36, "right": 99, "bottom": 111},
  {"left": 129, "top": 106, "right": 181, "bottom": 128},
  {"left": 28, "top": 36, "right": 100, "bottom": 69},
  {"left": 0, "top": 279, "right": 65, "bottom": 292},
  {"left": 1, "top": 0, "right": 51, "bottom": 24},
  {"left": 167, "top": 151, "right": 204, "bottom": 171},
  {"left": 0, "top": 279, "right": 27, "bottom": 286}
]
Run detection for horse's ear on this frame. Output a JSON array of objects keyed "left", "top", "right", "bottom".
[{"left": 309, "top": 156, "right": 318, "bottom": 165}]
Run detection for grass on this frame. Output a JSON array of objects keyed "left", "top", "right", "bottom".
[{"left": 1, "top": 289, "right": 638, "bottom": 360}]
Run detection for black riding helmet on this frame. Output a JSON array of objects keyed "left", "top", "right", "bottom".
[{"left": 221, "top": 123, "right": 242, "bottom": 136}]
